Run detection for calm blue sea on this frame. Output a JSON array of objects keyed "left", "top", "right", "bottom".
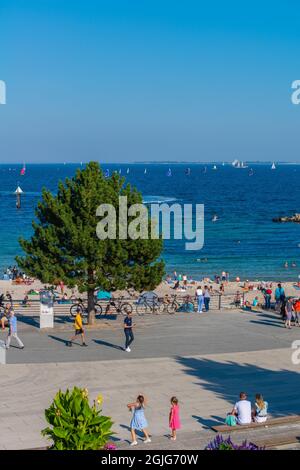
[{"left": 0, "top": 163, "right": 300, "bottom": 281}]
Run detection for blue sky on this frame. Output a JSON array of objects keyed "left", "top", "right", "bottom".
[{"left": 0, "top": 0, "right": 300, "bottom": 163}]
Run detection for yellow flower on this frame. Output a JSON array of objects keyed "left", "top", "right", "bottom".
[
  {"left": 96, "top": 393, "right": 103, "bottom": 406},
  {"left": 82, "top": 388, "right": 89, "bottom": 399}
]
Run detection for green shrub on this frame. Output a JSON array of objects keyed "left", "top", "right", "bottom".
[{"left": 42, "top": 387, "right": 114, "bottom": 450}]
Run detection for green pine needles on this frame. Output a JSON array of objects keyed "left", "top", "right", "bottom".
[{"left": 17, "top": 162, "right": 165, "bottom": 323}]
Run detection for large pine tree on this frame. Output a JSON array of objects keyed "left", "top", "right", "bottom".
[{"left": 17, "top": 162, "right": 165, "bottom": 323}]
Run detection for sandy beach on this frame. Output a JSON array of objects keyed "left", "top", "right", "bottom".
[{"left": 1, "top": 277, "right": 299, "bottom": 305}]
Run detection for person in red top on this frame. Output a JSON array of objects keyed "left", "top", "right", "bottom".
[
  {"left": 293, "top": 299, "right": 300, "bottom": 326},
  {"left": 264, "top": 288, "right": 272, "bottom": 310}
]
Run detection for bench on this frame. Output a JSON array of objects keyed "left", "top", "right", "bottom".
[
  {"left": 255, "top": 433, "right": 300, "bottom": 449},
  {"left": 211, "top": 415, "right": 300, "bottom": 433}
]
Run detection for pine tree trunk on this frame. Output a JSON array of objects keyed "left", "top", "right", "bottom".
[{"left": 87, "top": 288, "right": 95, "bottom": 325}]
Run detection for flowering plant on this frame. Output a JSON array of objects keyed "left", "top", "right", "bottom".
[
  {"left": 104, "top": 443, "right": 117, "bottom": 450},
  {"left": 42, "top": 387, "right": 114, "bottom": 450},
  {"left": 206, "top": 434, "right": 265, "bottom": 450}
]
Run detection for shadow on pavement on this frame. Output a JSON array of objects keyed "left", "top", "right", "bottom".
[
  {"left": 93, "top": 339, "right": 124, "bottom": 351},
  {"left": 177, "top": 356, "right": 300, "bottom": 417}
]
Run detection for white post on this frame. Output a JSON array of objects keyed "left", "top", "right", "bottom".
[
  {"left": 0, "top": 340, "right": 6, "bottom": 364},
  {"left": 40, "top": 291, "right": 54, "bottom": 329}
]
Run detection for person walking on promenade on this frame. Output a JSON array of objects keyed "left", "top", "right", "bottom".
[
  {"left": 67, "top": 308, "right": 87, "bottom": 347},
  {"left": 1, "top": 303, "right": 12, "bottom": 330},
  {"left": 285, "top": 298, "right": 294, "bottom": 329},
  {"left": 169, "top": 396, "right": 181, "bottom": 441},
  {"left": 5, "top": 309, "right": 24, "bottom": 349},
  {"left": 124, "top": 311, "right": 135, "bottom": 352},
  {"left": 275, "top": 283, "right": 285, "bottom": 312},
  {"left": 127, "top": 395, "right": 151, "bottom": 446},
  {"left": 196, "top": 286, "right": 203, "bottom": 313},
  {"left": 203, "top": 285, "right": 210, "bottom": 312},
  {"left": 294, "top": 298, "right": 300, "bottom": 326},
  {"left": 264, "top": 287, "right": 272, "bottom": 309}
]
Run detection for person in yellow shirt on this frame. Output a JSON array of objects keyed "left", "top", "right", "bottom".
[{"left": 67, "top": 308, "right": 87, "bottom": 347}]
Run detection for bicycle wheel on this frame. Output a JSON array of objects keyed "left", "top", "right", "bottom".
[
  {"left": 136, "top": 302, "right": 146, "bottom": 316},
  {"left": 120, "top": 303, "right": 132, "bottom": 315},
  {"left": 95, "top": 303, "right": 103, "bottom": 316},
  {"left": 167, "top": 301, "right": 179, "bottom": 314},
  {"left": 70, "top": 304, "right": 82, "bottom": 316}
]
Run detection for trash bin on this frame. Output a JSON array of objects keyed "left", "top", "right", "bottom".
[
  {"left": 0, "top": 340, "right": 6, "bottom": 364},
  {"left": 39, "top": 290, "right": 54, "bottom": 329}
]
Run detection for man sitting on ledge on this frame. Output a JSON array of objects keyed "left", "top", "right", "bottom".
[{"left": 225, "top": 392, "right": 252, "bottom": 426}]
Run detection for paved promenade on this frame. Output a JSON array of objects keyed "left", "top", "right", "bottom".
[
  {"left": 0, "top": 310, "right": 300, "bottom": 449},
  {"left": 3, "top": 309, "right": 300, "bottom": 363}
]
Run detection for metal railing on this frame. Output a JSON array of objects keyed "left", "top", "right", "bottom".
[{"left": 6, "top": 292, "right": 246, "bottom": 317}]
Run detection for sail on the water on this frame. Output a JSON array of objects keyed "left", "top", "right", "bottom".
[
  {"left": 144, "top": 168, "right": 147, "bottom": 174},
  {"left": 271, "top": 162, "right": 276, "bottom": 170},
  {"left": 104, "top": 169, "right": 110, "bottom": 178},
  {"left": 126, "top": 168, "right": 129, "bottom": 174},
  {"left": 232, "top": 159, "right": 248, "bottom": 169},
  {"left": 167, "top": 168, "right": 172, "bottom": 177}
]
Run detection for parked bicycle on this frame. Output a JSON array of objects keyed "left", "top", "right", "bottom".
[
  {"left": 164, "top": 294, "right": 180, "bottom": 314},
  {"left": 105, "top": 296, "right": 133, "bottom": 315},
  {"left": 135, "top": 292, "right": 166, "bottom": 316},
  {"left": 0, "top": 294, "right": 6, "bottom": 315},
  {"left": 70, "top": 298, "right": 103, "bottom": 317}
]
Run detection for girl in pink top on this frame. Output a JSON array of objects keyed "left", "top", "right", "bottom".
[{"left": 169, "top": 397, "right": 181, "bottom": 441}]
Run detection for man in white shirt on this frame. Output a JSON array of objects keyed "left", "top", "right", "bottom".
[{"left": 231, "top": 392, "right": 252, "bottom": 425}]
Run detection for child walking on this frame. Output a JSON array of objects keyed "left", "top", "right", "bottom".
[
  {"left": 169, "top": 396, "right": 181, "bottom": 441},
  {"left": 67, "top": 308, "right": 87, "bottom": 347},
  {"left": 127, "top": 395, "right": 151, "bottom": 446}
]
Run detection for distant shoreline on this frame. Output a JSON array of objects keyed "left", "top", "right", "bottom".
[{"left": 0, "top": 161, "right": 300, "bottom": 166}]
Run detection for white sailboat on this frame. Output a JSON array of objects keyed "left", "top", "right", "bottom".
[
  {"left": 271, "top": 162, "right": 276, "bottom": 170},
  {"left": 144, "top": 168, "right": 147, "bottom": 174},
  {"left": 232, "top": 159, "right": 248, "bottom": 169},
  {"left": 212, "top": 165, "right": 217, "bottom": 170},
  {"left": 126, "top": 168, "right": 129, "bottom": 174}
]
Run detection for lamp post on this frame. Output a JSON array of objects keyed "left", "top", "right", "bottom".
[{"left": 15, "top": 185, "right": 23, "bottom": 209}]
